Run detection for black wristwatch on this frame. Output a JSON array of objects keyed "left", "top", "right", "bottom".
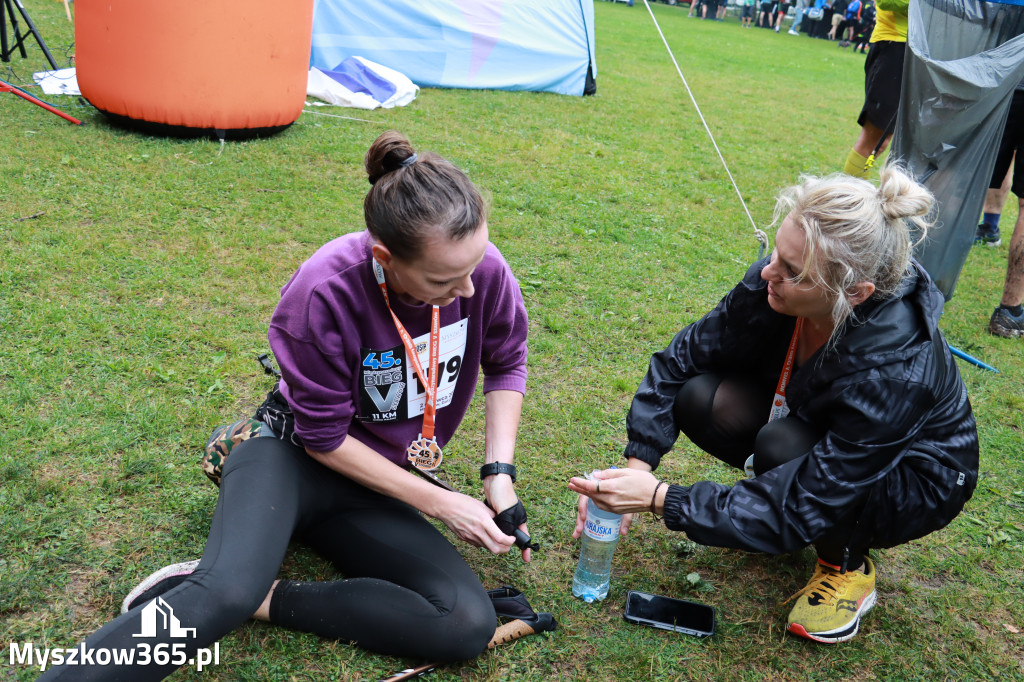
[{"left": 480, "top": 462, "right": 517, "bottom": 483}]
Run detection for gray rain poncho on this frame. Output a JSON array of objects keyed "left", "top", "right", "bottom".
[{"left": 893, "top": 0, "right": 1024, "bottom": 299}]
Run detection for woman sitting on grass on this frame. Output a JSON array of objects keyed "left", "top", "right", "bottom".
[
  {"left": 40, "top": 130, "right": 532, "bottom": 680},
  {"left": 570, "top": 165, "right": 978, "bottom": 644}
]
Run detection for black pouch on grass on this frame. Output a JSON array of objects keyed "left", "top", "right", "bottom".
[
  {"left": 252, "top": 381, "right": 303, "bottom": 447},
  {"left": 487, "top": 585, "right": 536, "bottom": 620}
]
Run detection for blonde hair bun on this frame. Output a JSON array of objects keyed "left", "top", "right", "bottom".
[
  {"left": 773, "top": 163, "right": 935, "bottom": 330},
  {"left": 877, "top": 165, "right": 934, "bottom": 223}
]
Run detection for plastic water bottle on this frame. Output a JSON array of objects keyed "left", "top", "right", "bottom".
[{"left": 572, "top": 495, "right": 623, "bottom": 603}]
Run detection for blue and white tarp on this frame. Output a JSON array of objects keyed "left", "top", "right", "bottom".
[
  {"left": 307, "top": 57, "right": 419, "bottom": 109},
  {"left": 310, "top": 0, "right": 597, "bottom": 97}
]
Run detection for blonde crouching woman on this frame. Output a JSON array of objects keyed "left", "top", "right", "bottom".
[{"left": 570, "top": 165, "right": 979, "bottom": 644}]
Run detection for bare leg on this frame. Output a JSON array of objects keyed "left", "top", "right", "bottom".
[
  {"left": 853, "top": 119, "right": 890, "bottom": 159},
  {"left": 253, "top": 580, "right": 281, "bottom": 622},
  {"left": 1001, "top": 197, "right": 1024, "bottom": 307},
  {"left": 985, "top": 161, "right": 1014, "bottom": 214}
]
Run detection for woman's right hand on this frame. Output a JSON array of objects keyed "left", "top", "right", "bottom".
[
  {"left": 307, "top": 438, "right": 517, "bottom": 555},
  {"left": 572, "top": 492, "right": 636, "bottom": 539},
  {"left": 435, "top": 490, "right": 517, "bottom": 555},
  {"left": 570, "top": 458, "right": 654, "bottom": 539}
]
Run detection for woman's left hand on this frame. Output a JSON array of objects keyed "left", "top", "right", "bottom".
[
  {"left": 481, "top": 390, "right": 529, "bottom": 562},
  {"left": 484, "top": 474, "right": 532, "bottom": 563}
]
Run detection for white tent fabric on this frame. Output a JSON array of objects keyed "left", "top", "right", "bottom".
[{"left": 309, "top": 0, "right": 597, "bottom": 97}]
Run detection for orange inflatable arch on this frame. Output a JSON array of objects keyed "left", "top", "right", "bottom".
[{"left": 75, "top": 0, "right": 313, "bottom": 138}]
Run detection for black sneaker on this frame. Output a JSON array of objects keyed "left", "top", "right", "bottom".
[
  {"left": 975, "top": 223, "right": 1002, "bottom": 247},
  {"left": 989, "top": 307, "right": 1024, "bottom": 339},
  {"left": 121, "top": 560, "right": 200, "bottom": 613}
]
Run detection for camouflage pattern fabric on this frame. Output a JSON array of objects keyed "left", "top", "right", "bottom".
[{"left": 201, "top": 418, "right": 263, "bottom": 486}]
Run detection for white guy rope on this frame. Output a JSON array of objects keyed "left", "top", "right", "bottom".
[
  {"left": 641, "top": 0, "right": 769, "bottom": 257},
  {"left": 301, "top": 108, "right": 376, "bottom": 124}
]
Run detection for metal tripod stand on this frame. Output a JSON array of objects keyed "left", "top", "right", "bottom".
[
  {"left": 1, "top": 0, "right": 81, "bottom": 124},
  {"left": 1, "top": 0, "right": 58, "bottom": 69}
]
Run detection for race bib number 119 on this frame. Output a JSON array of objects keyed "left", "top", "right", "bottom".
[{"left": 358, "top": 318, "right": 468, "bottom": 423}]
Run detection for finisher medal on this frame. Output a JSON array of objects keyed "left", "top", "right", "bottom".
[{"left": 407, "top": 434, "right": 443, "bottom": 471}]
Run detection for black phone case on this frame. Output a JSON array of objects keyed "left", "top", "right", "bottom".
[{"left": 623, "top": 590, "right": 716, "bottom": 637}]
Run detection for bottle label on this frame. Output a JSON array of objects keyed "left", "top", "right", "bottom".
[{"left": 584, "top": 514, "right": 620, "bottom": 542}]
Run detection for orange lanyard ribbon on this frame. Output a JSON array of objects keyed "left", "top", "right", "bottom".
[
  {"left": 768, "top": 317, "right": 803, "bottom": 422},
  {"left": 372, "top": 258, "right": 443, "bottom": 469}
]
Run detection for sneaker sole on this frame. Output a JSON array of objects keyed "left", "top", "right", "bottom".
[
  {"left": 121, "top": 560, "right": 200, "bottom": 614},
  {"left": 989, "top": 322, "right": 1024, "bottom": 339},
  {"left": 787, "top": 589, "right": 876, "bottom": 644}
]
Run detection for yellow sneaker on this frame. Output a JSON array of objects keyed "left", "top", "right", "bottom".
[{"left": 786, "top": 556, "right": 876, "bottom": 643}]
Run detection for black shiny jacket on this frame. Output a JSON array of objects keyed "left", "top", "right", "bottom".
[{"left": 625, "top": 259, "right": 979, "bottom": 554}]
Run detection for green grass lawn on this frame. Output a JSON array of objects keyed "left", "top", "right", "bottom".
[{"left": 3, "top": 1, "right": 1023, "bottom": 680}]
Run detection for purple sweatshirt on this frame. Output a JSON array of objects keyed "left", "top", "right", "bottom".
[{"left": 268, "top": 231, "right": 529, "bottom": 467}]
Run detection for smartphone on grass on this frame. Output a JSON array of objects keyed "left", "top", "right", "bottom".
[{"left": 623, "top": 590, "right": 716, "bottom": 638}]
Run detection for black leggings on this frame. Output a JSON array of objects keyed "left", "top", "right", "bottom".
[
  {"left": 673, "top": 373, "right": 866, "bottom": 567},
  {"left": 39, "top": 439, "right": 494, "bottom": 681}
]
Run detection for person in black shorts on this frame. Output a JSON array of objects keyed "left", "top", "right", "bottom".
[
  {"left": 842, "top": 2, "right": 908, "bottom": 178},
  {"left": 977, "top": 79, "right": 1024, "bottom": 338},
  {"left": 774, "top": 1, "right": 791, "bottom": 30}
]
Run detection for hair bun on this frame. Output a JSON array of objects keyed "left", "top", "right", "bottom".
[
  {"left": 877, "top": 165, "right": 934, "bottom": 223},
  {"left": 365, "top": 130, "right": 417, "bottom": 185}
]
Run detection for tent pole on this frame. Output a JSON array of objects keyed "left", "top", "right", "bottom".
[
  {"left": 0, "top": 77, "right": 83, "bottom": 125},
  {"left": 948, "top": 344, "right": 998, "bottom": 373}
]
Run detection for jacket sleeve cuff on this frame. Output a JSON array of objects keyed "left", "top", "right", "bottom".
[
  {"left": 482, "top": 373, "right": 527, "bottom": 395},
  {"left": 623, "top": 441, "right": 663, "bottom": 471},
  {"left": 661, "top": 483, "right": 690, "bottom": 531}
]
